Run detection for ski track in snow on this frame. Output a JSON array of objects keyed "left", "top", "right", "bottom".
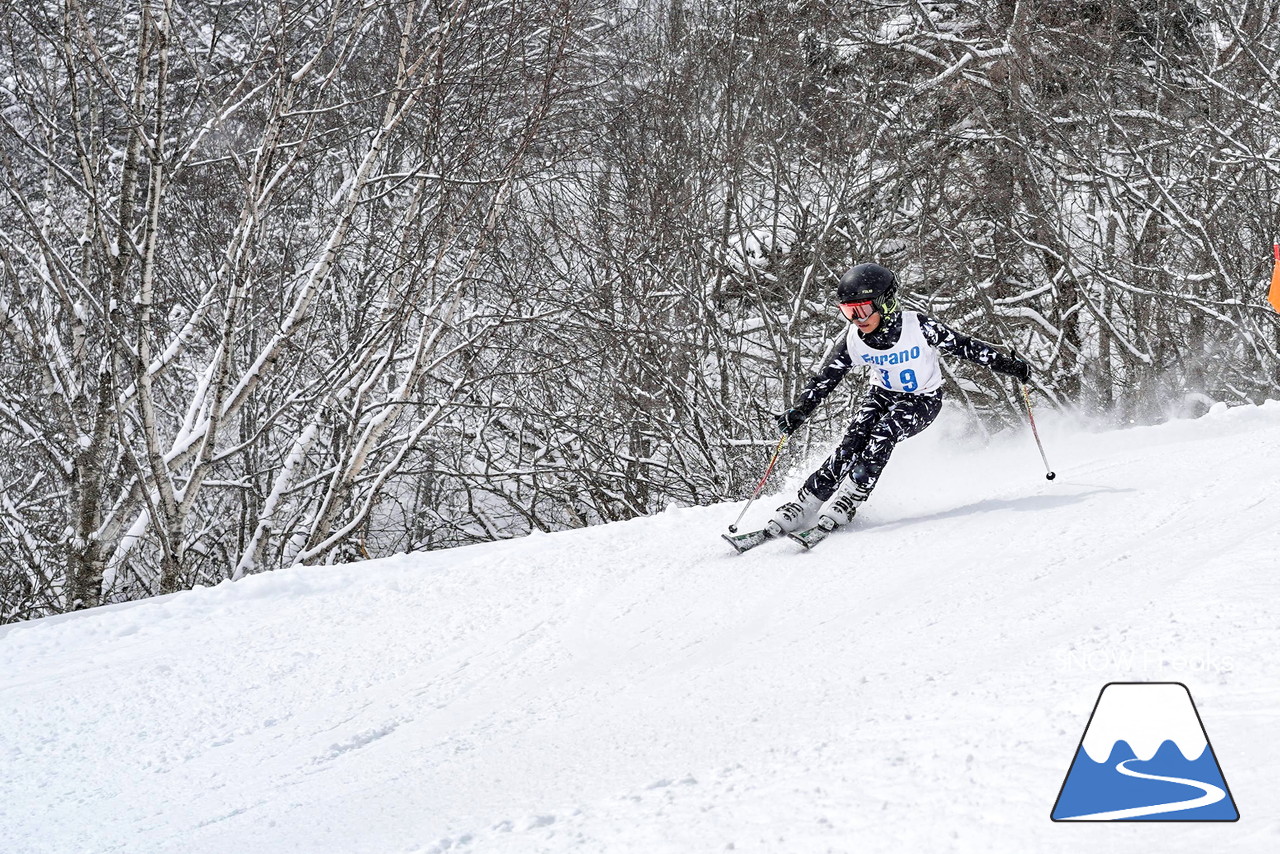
[{"left": 2, "top": 401, "right": 1280, "bottom": 852}]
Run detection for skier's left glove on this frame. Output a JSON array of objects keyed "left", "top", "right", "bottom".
[
  {"left": 993, "top": 352, "right": 1032, "bottom": 384},
  {"left": 774, "top": 407, "right": 808, "bottom": 435}
]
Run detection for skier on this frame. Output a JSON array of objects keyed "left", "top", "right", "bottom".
[{"left": 763, "top": 262, "right": 1031, "bottom": 545}]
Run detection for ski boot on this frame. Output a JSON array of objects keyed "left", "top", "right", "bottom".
[
  {"left": 817, "top": 479, "right": 872, "bottom": 529},
  {"left": 765, "top": 489, "right": 823, "bottom": 537},
  {"left": 789, "top": 480, "right": 872, "bottom": 549}
]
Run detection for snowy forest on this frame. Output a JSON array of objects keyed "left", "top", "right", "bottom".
[{"left": 1, "top": 0, "right": 1278, "bottom": 623}]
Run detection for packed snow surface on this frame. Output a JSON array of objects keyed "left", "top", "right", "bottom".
[{"left": 4, "top": 401, "right": 1280, "bottom": 853}]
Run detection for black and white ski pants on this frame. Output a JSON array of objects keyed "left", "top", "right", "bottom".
[{"left": 803, "top": 384, "right": 943, "bottom": 500}]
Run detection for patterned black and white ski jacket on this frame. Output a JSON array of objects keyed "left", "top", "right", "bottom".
[{"left": 791, "top": 311, "right": 1025, "bottom": 416}]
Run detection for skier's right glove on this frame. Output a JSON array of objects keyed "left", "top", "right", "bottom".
[{"left": 774, "top": 407, "right": 808, "bottom": 435}]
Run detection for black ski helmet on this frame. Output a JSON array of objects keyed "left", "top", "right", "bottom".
[{"left": 836, "top": 263, "right": 899, "bottom": 318}]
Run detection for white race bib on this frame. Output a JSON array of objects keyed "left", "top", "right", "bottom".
[{"left": 845, "top": 311, "right": 942, "bottom": 394}]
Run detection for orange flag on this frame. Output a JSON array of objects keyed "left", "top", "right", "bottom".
[{"left": 1270, "top": 244, "right": 1280, "bottom": 313}]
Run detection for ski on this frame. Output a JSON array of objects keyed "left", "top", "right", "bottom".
[
  {"left": 722, "top": 528, "right": 776, "bottom": 554},
  {"left": 787, "top": 518, "right": 839, "bottom": 550}
]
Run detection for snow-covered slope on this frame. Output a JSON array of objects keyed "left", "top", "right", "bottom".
[{"left": 4, "top": 402, "right": 1280, "bottom": 853}]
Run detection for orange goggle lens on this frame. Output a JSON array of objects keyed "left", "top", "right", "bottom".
[{"left": 840, "top": 301, "right": 876, "bottom": 321}]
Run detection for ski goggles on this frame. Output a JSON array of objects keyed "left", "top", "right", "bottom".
[{"left": 839, "top": 300, "right": 877, "bottom": 321}]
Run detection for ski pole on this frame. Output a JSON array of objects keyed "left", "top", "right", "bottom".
[
  {"left": 1019, "top": 382, "right": 1056, "bottom": 481},
  {"left": 728, "top": 434, "right": 790, "bottom": 532}
]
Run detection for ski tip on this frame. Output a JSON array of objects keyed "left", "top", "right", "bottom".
[
  {"left": 787, "top": 519, "right": 839, "bottom": 550},
  {"left": 722, "top": 529, "right": 773, "bottom": 554},
  {"left": 786, "top": 533, "right": 815, "bottom": 550}
]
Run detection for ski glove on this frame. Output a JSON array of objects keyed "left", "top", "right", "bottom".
[
  {"left": 774, "top": 407, "right": 808, "bottom": 435},
  {"left": 993, "top": 352, "right": 1032, "bottom": 384}
]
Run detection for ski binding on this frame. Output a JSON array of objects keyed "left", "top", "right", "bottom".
[{"left": 787, "top": 517, "right": 839, "bottom": 550}]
